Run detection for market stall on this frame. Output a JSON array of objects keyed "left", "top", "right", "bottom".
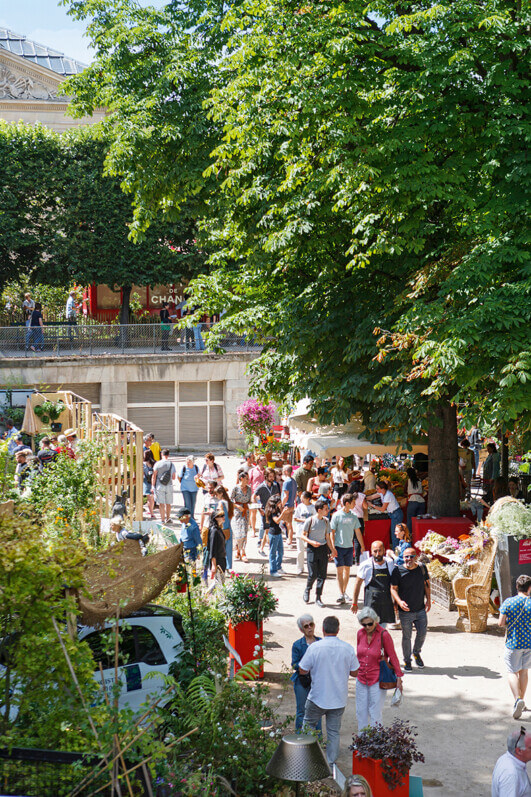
[{"left": 411, "top": 516, "right": 475, "bottom": 545}]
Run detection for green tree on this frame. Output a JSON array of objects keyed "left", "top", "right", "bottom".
[
  {"left": 61, "top": 0, "right": 531, "bottom": 513},
  {"left": 184, "top": 0, "right": 530, "bottom": 514},
  {"left": 0, "top": 122, "right": 206, "bottom": 322},
  {"left": 63, "top": 0, "right": 231, "bottom": 237}
]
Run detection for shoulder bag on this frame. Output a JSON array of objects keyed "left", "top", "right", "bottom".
[{"left": 379, "top": 631, "right": 398, "bottom": 690}]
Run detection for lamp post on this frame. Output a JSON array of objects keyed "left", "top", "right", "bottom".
[{"left": 266, "top": 733, "right": 331, "bottom": 796}]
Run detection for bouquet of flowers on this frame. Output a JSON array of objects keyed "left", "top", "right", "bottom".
[
  {"left": 218, "top": 573, "right": 278, "bottom": 625},
  {"left": 485, "top": 497, "right": 531, "bottom": 541},
  {"left": 416, "top": 531, "right": 446, "bottom": 555}
]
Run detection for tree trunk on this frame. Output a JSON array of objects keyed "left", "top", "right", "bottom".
[
  {"left": 120, "top": 285, "right": 132, "bottom": 326},
  {"left": 427, "top": 402, "right": 460, "bottom": 516},
  {"left": 501, "top": 434, "right": 509, "bottom": 480}
]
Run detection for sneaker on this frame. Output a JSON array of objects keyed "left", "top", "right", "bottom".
[
  {"left": 277, "top": 568, "right": 286, "bottom": 574},
  {"left": 343, "top": 593, "right": 351, "bottom": 602},
  {"left": 513, "top": 698, "right": 525, "bottom": 720},
  {"left": 403, "top": 660, "right": 413, "bottom": 673},
  {"left": 296, "top": 569, "right": 304, "bottom": 575},
  {"left": 303, "top": 589, "right": 310, "bottom": 603},
  {"left": 270, "top": 571, "right": 282, "bottom": 578},
  {"left": 258, "top": 550, "right": 267, "bottom": 557},
  {"left": 413, "top": 653, "right": 425, "bottom": 669},
  {"left": 336, "top": 596, "right": 346, "bottom": 604},
  {"left": 316, "top": 598, "right": 325, "bottom": 608}
]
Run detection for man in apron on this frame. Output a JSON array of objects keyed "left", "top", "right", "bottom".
[{"left": 350, "top": 540, "right": 396, "bottom": 626}]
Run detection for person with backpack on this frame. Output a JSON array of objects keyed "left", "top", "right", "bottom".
[
  {"left": 201, "top": 452, "right": 224, "bottom": 488},
  {"left": 178, "top": 455, "right": 200, "bottom": 517},
  {"left": 152, "top": 449, "right": 176, "bottom": 523}
]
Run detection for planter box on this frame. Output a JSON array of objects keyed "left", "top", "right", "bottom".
[
  {"left": 353, "top": 753, "right": 409, "bottom": 796},
  {"left": 431, "top": 576, "right": 456, "bottom": 611},
  {"left": 228, "top": 620, "right": 264, "bottom": 679}
]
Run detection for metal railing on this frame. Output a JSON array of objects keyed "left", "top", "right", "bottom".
[{"left": 0, "top": 323, "right": 260, "bottom": 358}]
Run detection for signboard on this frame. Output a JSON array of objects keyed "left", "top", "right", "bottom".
[{"left": 519, "top": 539, "right": 531, "bottom": 565}]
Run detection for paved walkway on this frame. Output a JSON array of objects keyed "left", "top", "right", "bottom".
[{"left": 164, "top": 455, "right": 513, "bottom": 797}]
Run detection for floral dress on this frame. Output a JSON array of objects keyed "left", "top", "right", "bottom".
[{"left": 230, "top": 485, "right": 252, "bottom": 540}]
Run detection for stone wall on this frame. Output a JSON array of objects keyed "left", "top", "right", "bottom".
[{"left": 0, "top": 352, "right": 255, "bottom": 450}]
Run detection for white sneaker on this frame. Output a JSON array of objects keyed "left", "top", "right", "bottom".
[
  {"left": 343, "top": 592, "right": 351, "bottom": 602},
  {"left": 277, "top": 567, "right": 286, "bottom": 574},
  {"left": 513, "top": 698, "right": 525, "bottom": 719},
  {"left": 258, "top": 550, "right": 267, "bottom": 557},
  {"left": 296, "top": 569, "right": 304, "bottom": 575},
  {"left": 270, "top": 571, "right": 282, "bottom": 578}
]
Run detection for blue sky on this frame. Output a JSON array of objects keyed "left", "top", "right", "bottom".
[{"left": 0, "top": 0, "right": 162, "bottom": 65}]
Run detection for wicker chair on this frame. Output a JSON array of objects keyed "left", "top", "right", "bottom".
[{"left": 452, "top": 539, "right": 497, "bottom": 633}]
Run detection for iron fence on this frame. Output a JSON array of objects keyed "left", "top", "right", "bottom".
[{"left": 0, "top": 323, "right": 260, "bottom": 358}]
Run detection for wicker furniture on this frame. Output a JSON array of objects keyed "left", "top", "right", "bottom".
[{"left": 452, "top": 539, "right": 497, "bottom": 633}]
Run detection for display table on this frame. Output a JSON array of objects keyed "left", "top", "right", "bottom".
[
  {"left": 364, "top": 518, "right": 391, "bottom": 549},
  {"left": 412, "top": 516, "right": 475, "bottom": 545}
]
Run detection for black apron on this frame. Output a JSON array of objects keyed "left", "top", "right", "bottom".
[{"left": 364, "top": 561, "right": 395, "bottom": 624}]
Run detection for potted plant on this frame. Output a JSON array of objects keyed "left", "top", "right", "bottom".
[
  {"left": 33, "top": 399, "right": 66, "bottom": 431},
  {"left": 218, "top": 573, "right": 278, "bottom": 679},
  {"left": 350, "top": 720, "right": 424, "bottom": 795}
]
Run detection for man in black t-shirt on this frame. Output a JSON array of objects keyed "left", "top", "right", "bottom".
[{"left": 390, "top": 547, "right": 431, "bottom": 672}]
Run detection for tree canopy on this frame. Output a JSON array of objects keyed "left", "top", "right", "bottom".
[
  {"left": 63, "top": 0, "right": 531, "bottom": 510},
  {"left": 0, "top": 122, "right": 206, "bottom": 320}
]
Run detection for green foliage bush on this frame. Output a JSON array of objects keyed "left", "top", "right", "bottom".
[{"left": 26, "top": 438, "right": 103, "bottom": 545}]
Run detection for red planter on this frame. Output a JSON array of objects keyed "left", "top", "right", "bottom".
[
  {"left": 228, "top": 620, "right": 264, "bottom": 679},
  {"left": 353, "top": 753, "right": 409, "bottom": 797}
]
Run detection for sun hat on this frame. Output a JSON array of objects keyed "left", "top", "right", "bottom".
[{"left": 63, "top": 428, "right": 77, "bottom": 438}]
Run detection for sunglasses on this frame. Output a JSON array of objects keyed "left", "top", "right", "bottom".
[
  {"left": 302, "top": 622, "right": 315, "bottom": 629},
  {"left": 361, "top": 621, "right": 374, "bottom": 628}
]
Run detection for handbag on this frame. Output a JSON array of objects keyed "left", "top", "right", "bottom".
[
  {"left": 298, "top": 670, "right": 311, "bottom": 689},
  {"left": 379, "top": 633, "right": 397, "bottom": 690}
]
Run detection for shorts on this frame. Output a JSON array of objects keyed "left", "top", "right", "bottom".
[
  {"left": 334, "top": 546, "right": 354, "bottom": 567},
  {"left": 155, "top": 484, "right": 173, "bottom": 505},
  {"left": 504, "top": 647, "right": 531, "bottom": 674}
]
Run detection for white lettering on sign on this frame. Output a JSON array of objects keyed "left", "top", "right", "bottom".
[{"left": 151, "top": 294, "right": 182, "bottom": 305}]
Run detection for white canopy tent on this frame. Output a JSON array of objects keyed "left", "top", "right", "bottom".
[{"left": 288, "top": 400, "right": 428, "bottom": 459}]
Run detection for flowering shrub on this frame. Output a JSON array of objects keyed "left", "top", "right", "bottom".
[
  {"left": 218, "top": 573, "right": 278, "bottom": 624},
  {"left": 236, "top": 399, "right": 276, "bottom": 446}
]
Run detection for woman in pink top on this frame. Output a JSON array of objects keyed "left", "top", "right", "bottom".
[{"left": 355, "top": 606, "right": 403, "bottom": 729}]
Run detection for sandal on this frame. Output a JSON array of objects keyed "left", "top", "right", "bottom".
[{"left": 241, "top": 555, "right": 248, "bottom": 563}]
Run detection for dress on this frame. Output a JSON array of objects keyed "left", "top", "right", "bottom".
[{"left": 230, "top": 485, "right": 252, "bottom": 545}]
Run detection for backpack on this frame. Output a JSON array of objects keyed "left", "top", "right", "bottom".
[
  {"left": 158, "top": 464, "right": 173, "bottom": 486},
  {"left": 180, "top": 464, "right": 199, "bottom": 480}
]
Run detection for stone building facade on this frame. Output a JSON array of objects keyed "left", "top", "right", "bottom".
[{"left": 0, "top": 28, "right": 105, "bottom": 131}]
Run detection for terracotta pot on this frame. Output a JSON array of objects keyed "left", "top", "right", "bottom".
[
  {"left": 352, "top": 753, "right": 409, "bottom": 796},
  {"left": 228, "top": 620, "right": 264, "bottom": 679}
]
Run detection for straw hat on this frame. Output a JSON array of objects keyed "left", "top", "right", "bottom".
[
  {"left": 63, "top": 428, "right": 77, "bottom": 438},
  {"left": 110, "top": 516, "right": 124, "bottom": 526}
]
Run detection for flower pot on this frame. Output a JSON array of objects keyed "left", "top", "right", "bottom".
[
  {"left": 228, "top": 620, "right": 264, "bottom": 679},
  {"left": 352, "top": 753, "right": 409, "bottom": 796}
]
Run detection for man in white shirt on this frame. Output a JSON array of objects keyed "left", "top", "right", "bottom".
[
  {"left": 299, "top": 616, "right": 359, "bottom": 766},
  {"left": 492, "top": 727, "right": 531, "bottom": 797},
  {"left": 65, "top": 290, "right": 78, "bottom": 341},
  {"left": 293, "top": 490, "right": 315, "bottom": 574}
]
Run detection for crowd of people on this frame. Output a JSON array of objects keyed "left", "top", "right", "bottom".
[{"left": 1, "top": 420, "right": 79, "bottom": 491}]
